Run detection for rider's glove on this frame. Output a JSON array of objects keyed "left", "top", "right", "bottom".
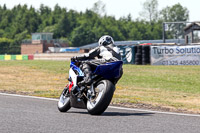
[{"left": 71, "top": 57, "right": 77, "bottom": 62}]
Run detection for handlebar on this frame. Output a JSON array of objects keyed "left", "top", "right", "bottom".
[{"left": 71, "top": 59, "right": 106, "bottom": 64}]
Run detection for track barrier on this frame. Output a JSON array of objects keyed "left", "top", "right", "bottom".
[
  {"left": 119, "top": 45, "right": 151, "bottom": 65},
  {"left": 22, "top": 55, "right": 28, "bottom": 60},
  {"left": 11, "top": 55, "right": 16, "bottom": 60},
  {"left": 16, "top": 55, "right": 22, "bottom": 60},
  {"left": 0, "top": 55, "right": 33, "bottom": 61},
  {"left": 28, "top": 55, "right": 34, "bottom": 60},
  {"left": 0, "top": 55, "right": 5, "bottom": 60},
  {"left": 5, "top": 55, "right": 11, "bottom": 61}
]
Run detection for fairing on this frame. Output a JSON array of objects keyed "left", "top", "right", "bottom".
[
  {"left": 93, "top": 61, "right": 123, "bottom": 79},
  {"left": 70, "top": 61, "right": 123, "bottom": 80}
]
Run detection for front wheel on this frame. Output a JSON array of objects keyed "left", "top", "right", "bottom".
[
  {"left": 87, "top": 80, "right": 115, "bottom": 115},
  {"left": 58, "top": 86, "right": 71, "bottom": 112}
]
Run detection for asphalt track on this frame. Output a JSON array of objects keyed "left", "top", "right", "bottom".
[{"left": 0, "top": 93, "right": 200, "bottom": 133}]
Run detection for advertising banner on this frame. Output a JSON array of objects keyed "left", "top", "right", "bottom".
[
  {"left": 151, "top": 45, "right": 200, "bottom": 65},
  {"left": 119, "top": 46, "right": 135, "bottom": 64}
]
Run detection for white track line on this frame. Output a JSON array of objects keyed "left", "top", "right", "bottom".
[
  {"left": 0, "top": 92, "right": 58, "bottom": 101},
  {"left": 0, "top": 92, "right": 200, "bottom": 117}
]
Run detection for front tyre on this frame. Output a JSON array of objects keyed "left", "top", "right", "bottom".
[
  {"left": 58, "top": 86, "right": 71, "bottom": 112},
  {"left": 87, "top": 80, "right": 115, "bottom": 115}
]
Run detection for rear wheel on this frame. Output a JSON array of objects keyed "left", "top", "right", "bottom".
[
  {"left": 58, "top": 86, "right": 71, "bottom": 112},
  {"left": 87, "top": 80, "right": 115, "bottom": 115}
]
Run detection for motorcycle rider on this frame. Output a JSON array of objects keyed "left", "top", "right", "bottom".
[{"left": 71, "top": 35, "right": 122, "bottom": 87}]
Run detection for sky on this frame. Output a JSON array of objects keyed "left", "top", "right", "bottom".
[{"left": 0, "top": 0, "right": 199, "bottom": 22}]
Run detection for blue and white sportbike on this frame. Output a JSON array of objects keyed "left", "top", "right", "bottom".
[{"left": 58, "top": 60, "right": 123, "bottom": 115}]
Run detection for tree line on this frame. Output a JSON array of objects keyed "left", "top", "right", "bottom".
[{"left": 0, "top": 0, "right": 189, "bottom": 54}]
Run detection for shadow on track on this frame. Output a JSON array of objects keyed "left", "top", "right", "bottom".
[
  {"left": 68, "top": 111, "right": 154, "bottom": 116},
  {"left": 102, "top": 112, "right": 154, "bottom": 116}
]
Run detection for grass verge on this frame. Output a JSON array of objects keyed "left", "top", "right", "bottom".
[{"left": 0, "top": 60, "right": 200, "bottom": 113}]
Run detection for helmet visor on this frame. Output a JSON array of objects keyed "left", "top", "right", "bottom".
[{"left": 102, "top": 37, "right": 113, "bottom": 46}]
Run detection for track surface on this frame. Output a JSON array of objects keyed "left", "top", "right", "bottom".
[{"left": 0, "top": 93, "right": 200, "bottom": 133}]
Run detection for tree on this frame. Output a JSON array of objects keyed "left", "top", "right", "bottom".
[
  {"left": 71, "top": 23, "right": 96, "bottom": 47},
  {"left": 54, "top": 12, "right": 71, "bottom": 38},
  {"left": 0, "top": 3, "right": 175, "bottom": 52},
  {"left": 160, "top": 3, "right": 189, "bottom": 22},
  {"left": 91, "top": 0, "right": 106, "bottom": 16},
  {"left": 140, "top": 0, "right": 159, "bottom": 23},
  {"left": 0, "top": 38, "right": 14, "bottom": 54},
  {"left": 160, "top": 3, "right": 189, "bottom": 39},
  {"left": 38, "top": 4, "right": 52, "bottom": 31}
]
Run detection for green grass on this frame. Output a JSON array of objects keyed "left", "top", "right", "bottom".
[
  {"left": 120, "top": 65, "right": 200, "bottom": 94},
  {"left": 0, "top": 60, "right": 70, "bottom": 73},
  {"left": 0, "top": 60, "right": 200, "bottom": 113}
]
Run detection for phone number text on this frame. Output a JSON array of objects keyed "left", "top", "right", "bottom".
[{"left": 162, "top": 60, "right": 200, "bottom": 65}]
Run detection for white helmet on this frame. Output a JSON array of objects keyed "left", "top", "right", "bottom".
[{"left": 98, "top": 35, "right": 114, "bottom": 46}]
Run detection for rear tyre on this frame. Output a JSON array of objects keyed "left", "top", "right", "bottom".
[
  {"left": 58, "top": 86, "right": 71, "bottom": 112},
  {"left": 87, "top": 80, "right": 115, "bottom": 115}
]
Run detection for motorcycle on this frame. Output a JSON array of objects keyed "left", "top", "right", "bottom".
[{"left": 57, "top": 60, "right": 123, "bottom": 115}]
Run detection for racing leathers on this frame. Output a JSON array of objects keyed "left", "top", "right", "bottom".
[{"left": 72, "top": 44, "right": 122, "bottom": 86}]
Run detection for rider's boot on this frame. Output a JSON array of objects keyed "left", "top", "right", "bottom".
[{"left": 79, "top": 63, "right": 92, "bottom": 86}]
